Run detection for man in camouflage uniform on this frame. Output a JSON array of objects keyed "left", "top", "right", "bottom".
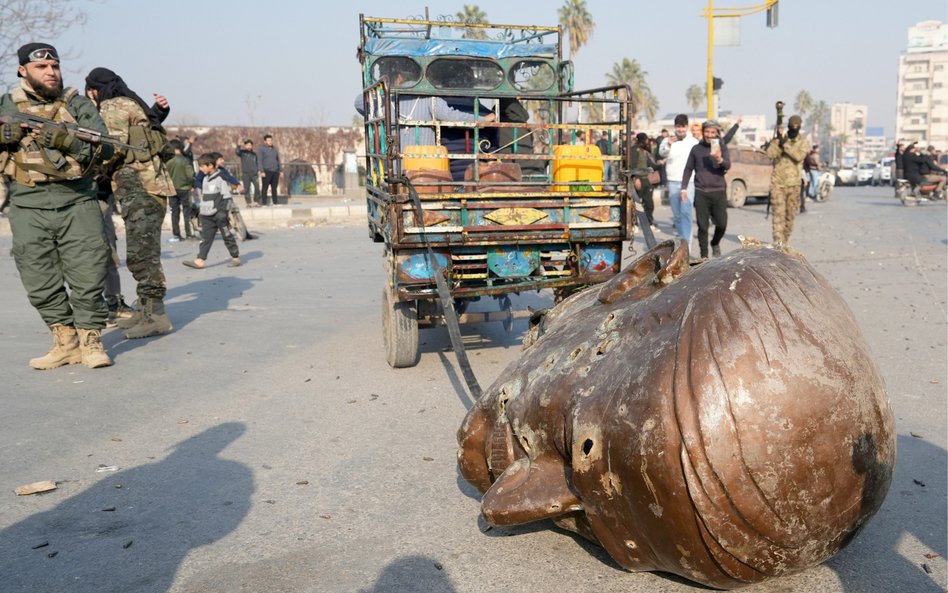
[
  {"left": 0, "top": 43, "right": 113, "bottom": 368},
  {"left": 85, "top": 67, "right": 175, "bottom": 339},
  {"left": 765, "top": 114, "right": 809, "bottom": 249}
]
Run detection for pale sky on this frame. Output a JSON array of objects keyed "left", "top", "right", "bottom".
[{"left": 44, "top": 0, "right": 947, "bottom": 136}]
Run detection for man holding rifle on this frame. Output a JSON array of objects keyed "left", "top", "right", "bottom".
[
  {"left": 765, "top": 113, "right": 809, "bottom": 249},
  {"left": 0, "top": 42, "right": 115, "bottom": 369}
]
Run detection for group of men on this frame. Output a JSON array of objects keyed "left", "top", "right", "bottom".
[
  {"left": 897, "top": 141, "right": 946, "bottom": 196},
  {"left": 0, "top": 42, "right": 177, "bottom": 370},
  {"left": 234, "top": 135, "right": 281, "bottom": 207},
  {"left": 650, "top": 112, "right": 813, "bottom": 259}
]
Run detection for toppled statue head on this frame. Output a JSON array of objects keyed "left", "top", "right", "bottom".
[{"left": 458, "top": 240, "right": 895, "bottom": 589}]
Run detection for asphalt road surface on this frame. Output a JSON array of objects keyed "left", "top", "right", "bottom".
[{"left": 0, "top": 186, "right": 945, "bottom": 593}]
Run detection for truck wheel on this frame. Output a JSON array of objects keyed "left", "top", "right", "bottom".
[
  {"left": 382, "top": 288, "right": 419, "bottom": 368},
  {"left": 728, "top": 180, "right": 747, "bottom": 208}
]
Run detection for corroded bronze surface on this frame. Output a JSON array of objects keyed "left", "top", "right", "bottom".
[{"left": 457, "top": 239, "right": 895, "bottom": 589}]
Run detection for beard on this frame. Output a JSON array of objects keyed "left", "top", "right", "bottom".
[{"left": 25, "top": 72, "right": 63, "bottom": 101}]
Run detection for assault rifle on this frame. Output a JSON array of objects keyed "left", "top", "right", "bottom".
[{"left": 0, "top": 112, "right": 143, "bottom": 152}]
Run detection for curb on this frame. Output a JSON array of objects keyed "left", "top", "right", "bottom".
[{"left": 0, "top": 201, "right": 368, "bottom": 236}]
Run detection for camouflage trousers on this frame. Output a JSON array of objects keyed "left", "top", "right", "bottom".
[
  {"left": 770, "top": 183, "right": 800, "bottom": 245},
  {"left": 113, "top": 167, "right": 167, "bottom": 301}
]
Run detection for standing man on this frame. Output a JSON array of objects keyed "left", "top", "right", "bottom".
[
  {"left": 658, "top": 114, "right": 699, "bottom": 247},
  {"left": 85, "top": 67, "right": 175, "bottom": 339},
  {"left": 804, "top": 144, "right": 821, "bottom": 202},
  {"left": 258, "top": 133, "right": 281, "bottom": 206},
  {"left": 765, "top": 114, "right": 809, "bottom": 249},
  {"left": 235, "top": 138, "right": 259, "bottom": 207},
  {"left": 165, "top": 138, "right": 195, "bottom": 241},
  {"left": 681, "top": 119, "right": 731, "bottom": 260},
  {"left": 0, "top": 43, "right": 113, "bottom": 368}
]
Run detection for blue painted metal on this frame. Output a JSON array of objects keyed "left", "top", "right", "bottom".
[
  {"left": 398, "top": 251, "right": 449, "bottom": 281},
  {"left": 487, "top": 246, "right": 540, "bottom": 278},
  {"left": 578, "top": 245, "right": 619, "bottom": 275}
]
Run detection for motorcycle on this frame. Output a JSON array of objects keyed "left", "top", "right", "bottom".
[
  {"left": 895, "top": 174, "right": 947, "bottom": 206},
  {"left": 816, "top": 170, "right": 834, "bottom": 202}
]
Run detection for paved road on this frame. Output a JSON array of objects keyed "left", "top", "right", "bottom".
[{"left": 0, "top": 186, "right": 944, "bottom": 593}]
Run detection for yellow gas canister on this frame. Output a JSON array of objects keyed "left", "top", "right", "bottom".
[
  {"left": 403, "top": 145, "right": 449, "bottom": 172},
  {"left": 552, "top": 144, "right": 603, "bottom": 191}
]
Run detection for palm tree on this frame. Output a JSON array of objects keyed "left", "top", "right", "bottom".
[
  {"left": 558, "top": 0, "right": 595, "bottom": 60},
  {"left": 686, "top": 84, "right": 704, "bottom": 113},
  {"left": 456, "top": 4, "right": 488, "bottom": 39},
  {"left": 606, "top": 58, "right": 659, "bottom": 124},
  {"left": 807, "top": 100, "right": 830, "bottom": 143},
  {"left": 794, "top": 90, "right": 813, "bottom": 120}
]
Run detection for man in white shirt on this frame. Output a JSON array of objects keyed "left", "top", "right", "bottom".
[{"left": 658, "top": 114, "right": 699, "bottom": 244}]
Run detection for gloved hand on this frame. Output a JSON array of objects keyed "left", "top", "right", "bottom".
[
  {"left": 0, "top": 122, "right": 25, "bottom": 144},
  {"left": 36, "top": 123, "right": 74, "bottom": 151}
]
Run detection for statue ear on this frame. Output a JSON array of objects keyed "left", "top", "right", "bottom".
[
  {"left": 598, "top": 239, "right": 690, "bottom": 304},
  {"left": 481, "top": 455, "right": 582, "bottom": 526}
]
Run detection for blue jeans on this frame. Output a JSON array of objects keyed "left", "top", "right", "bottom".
[
  {"left": 808, "top": 170, "right": 820, "bottom": 199},
  {"left": 667, "top": 180, "right": 694, "bottom": 242}
]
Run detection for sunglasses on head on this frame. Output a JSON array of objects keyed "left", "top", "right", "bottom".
[{"left": 28, "top": 48, "right": 58, "bottom": 62}]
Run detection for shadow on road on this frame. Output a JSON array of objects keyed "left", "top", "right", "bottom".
[
  {"left": 0, "top": 422, "right": 253, "bottom": 593},
  {"left": 358, "top": 555, "right": 458, "bottom": 593},
  {"left": 829, "top": 433, "right": 947, "bottom": 592}
]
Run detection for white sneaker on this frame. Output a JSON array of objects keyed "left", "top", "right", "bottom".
[{"left": 168, "top": 237, "right": 181, "bottom": 243}]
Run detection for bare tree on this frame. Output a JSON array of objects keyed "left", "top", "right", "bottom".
[{"left": 0, "top": 0, "right": 95, "bottom": 89}]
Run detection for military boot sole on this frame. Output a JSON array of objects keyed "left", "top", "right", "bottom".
[{"left": 29, "top": 350, "right": 82, "bottom": 370}]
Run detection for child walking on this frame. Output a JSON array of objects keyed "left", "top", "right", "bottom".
[{"left": 183, "top": 153, "right": 241, "bottom": 269}]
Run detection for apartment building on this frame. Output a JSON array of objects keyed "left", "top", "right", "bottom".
[{"left": 895, "top": 20, "right": 948, "bottom": 147}]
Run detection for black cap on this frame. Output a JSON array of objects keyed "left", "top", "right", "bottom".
[{"left": 17, "top": 42, "right": 59, "bottom": 77}]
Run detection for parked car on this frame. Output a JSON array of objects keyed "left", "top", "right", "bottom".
[
  {"left": 873, "top": 157, "right": 894, "bottom": 186},
  {"left": 855, "top": 162, "right": 875, "bottom": 185},
  {"left": 836, "top": 164, "right": 857, "bottom": 186},
  {"left": 725, "top": 145, "right": 773, "bottom": 207}
]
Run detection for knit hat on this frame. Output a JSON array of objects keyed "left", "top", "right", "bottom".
[
  {"left": 17, "top": 42, "right": 58, "bottom": 77},
  {"left": 701, "top": 119, "right": 720, "bottom": 131}
]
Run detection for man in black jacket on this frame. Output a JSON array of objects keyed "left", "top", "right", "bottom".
[
  {"left": 258, "top": 133, "right": 280, "bottom": 206},
  {"left": 235, "top": 138, "right": 260, "bottom": 207},
  {"left": 681, "top": 120, "right": 731, "bottom": 260}
]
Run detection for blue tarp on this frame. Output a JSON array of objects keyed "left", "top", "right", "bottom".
[{"left": 364, "top": 38, "right": 556, "bottom": 59}]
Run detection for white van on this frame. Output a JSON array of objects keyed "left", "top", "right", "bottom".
[{"left": 877, "top": 157, "right": 894, "bottom": 185}]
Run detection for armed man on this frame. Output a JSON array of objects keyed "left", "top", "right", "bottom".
[
  {"left": 84, "top": 67, "right": 176, "bottom": 339},
  {"left": 0, "top": 43, "right": 114, "bottom": 369},
  {"left": 765, "top": 114, "right": 809, "bottom": 249}
]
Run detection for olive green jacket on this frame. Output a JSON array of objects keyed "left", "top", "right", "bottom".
[{"left": 0, "top": 81, "right": 111, "bottom": 208}]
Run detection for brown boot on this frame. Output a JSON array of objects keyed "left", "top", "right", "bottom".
[
  {"left": 115, "top": 297, "right": 143, "bottom": 329},
  {"left": 123, "top": 297, "right": 172, "bottom": 339},
  {"left": 29, "top": 324, "right": 82, "bottom": 370},
  {"left": 77, "top": 328, "right": 113, "bottom": 368}
]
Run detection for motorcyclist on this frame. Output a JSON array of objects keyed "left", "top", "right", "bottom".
[{"left": 920, "top": 145, "right": 946, "bottom": 196}]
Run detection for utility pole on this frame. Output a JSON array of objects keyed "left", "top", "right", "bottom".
[{"left": 703, "top": 0, "right": 779, "bottom": 120}]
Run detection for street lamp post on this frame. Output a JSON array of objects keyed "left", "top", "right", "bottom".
[{"left": 703, "top": 0, "right": 779, "bottom": 120}]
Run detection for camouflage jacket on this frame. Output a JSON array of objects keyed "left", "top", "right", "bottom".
[
  {"left": 0, "top": 80, "right": 110, "bottom": 208},
  {"left": 766, "top": 134, "right": 809, "bottom": 187},
  {"left": 99, "top": 96, "right": 175, "bottom": 198}
]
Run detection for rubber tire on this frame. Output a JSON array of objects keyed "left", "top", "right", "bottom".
[
  {"left": 229, "top": 209, "right": 249, "bottom": 241},
  {"left": 728, "top": 180, "right": 747, "bottom": 208},
  {"left": 382, "top": 288, "right": 419, "bottom": 368}
]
